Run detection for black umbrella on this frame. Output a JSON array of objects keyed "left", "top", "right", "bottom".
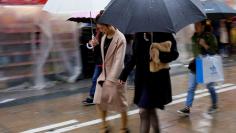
[
  {"left": 98, "top": 0, "right": 206, "bottom": 33},
  {"left": 67, "top": 10, "right": 105, "bottom": 23},
  {"left": 67, "top": 17, "right": 94, "bottom": 23},
  {"left": 202, "top": 0, "right": 236, "bottom": 19}
]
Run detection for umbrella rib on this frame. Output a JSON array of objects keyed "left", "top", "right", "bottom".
[
  {"left": 162, "top": 0, "right": 176, "bottom": 32},
  {"left": 123, "top": 0, "right": 136, "bottom": 33}
]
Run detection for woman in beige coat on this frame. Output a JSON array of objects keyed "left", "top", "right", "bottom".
[{"left": 91, "top": 19, "right": 129, "bottom": 133}]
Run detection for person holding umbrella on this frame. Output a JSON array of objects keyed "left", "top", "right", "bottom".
[
  {"left": 91, "top": 0, "right": 205, "bottom": 132},
  {"left": 82, "top": 11, "right": 104, "bottom": 106},
  {"left": 119, "top": 32, "right": 179, "bottom": 133},
  {"left": 91, "top": 16, "right": 129, "bottom": 133}
]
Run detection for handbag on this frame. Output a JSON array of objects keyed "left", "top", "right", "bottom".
[{"left": 196, "top": 55, "right": 224, "bottom": 83}]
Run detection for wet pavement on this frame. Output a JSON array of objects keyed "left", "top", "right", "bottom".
[{"left": 0, "top": 56, "right": 236, "bottom": 133}]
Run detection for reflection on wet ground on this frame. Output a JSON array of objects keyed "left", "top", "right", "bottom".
[{"left": 0, "top": 58, "right": 236, "bottom": 133}]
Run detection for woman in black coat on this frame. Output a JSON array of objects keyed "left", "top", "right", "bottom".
[{"left": 119, "top": 32, "right": 179, "bottom": 133}]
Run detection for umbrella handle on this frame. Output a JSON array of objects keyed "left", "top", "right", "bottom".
[
  {"left": 86, "top": 35, "right": 95, "bottom": 49},
  {"left": 89, "top": 11, "right": 94, "bottom": 38},
  {"left": 86, "top": 43, "right": 94, "bottom": 49}
]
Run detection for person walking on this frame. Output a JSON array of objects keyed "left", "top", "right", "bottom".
[
  {"left": 92, "top": 17, "right": 129, "bottom": 133},
  {"left": 82, "top": 12, "right": 103, "bottom": 106},
  {"left": 177, "top": 21, "right": 219, "bottom": 115},
  {"left": 219, "top": 19, "right": 230, "bottom": 57},
  {"left": 82, "top": 32, "right": 103, "bottom": 105},
  {"left": 119, "top": 32, "right": 179, "bottom": 133}
]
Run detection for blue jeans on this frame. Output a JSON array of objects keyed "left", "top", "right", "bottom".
[
  {"left": 89, "top": 65, "right": 102, "bottom": 98},
  {"left": 185, "top": 72, "right": 218, "bottom": 107}
]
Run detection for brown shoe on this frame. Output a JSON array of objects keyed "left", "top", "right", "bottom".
[
  {"left": 99, "top": 126, "right": 111, "bottom": 133},
  {"left": 119, "top": 128, "right": 130, "bottom": 133}
]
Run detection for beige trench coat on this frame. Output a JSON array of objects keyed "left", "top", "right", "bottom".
[{"left": 93, "top": 29, "right": 128, "bottom": 112}]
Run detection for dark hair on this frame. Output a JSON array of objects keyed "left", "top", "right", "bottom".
[
  {"left": 99, "top": 10, "right": 104, "bottom": 14},
  {"left": 201, "top": 20, "right": 207, "bottom": 25},
  {"left": 204, "top": 24, "right": 212, "bottom": 32},
  {"left": 94, "top": 10, "right": 103, "bottom": 23},
  {"left": 94, "top": 10, "right": 109, "bottom": 26}
]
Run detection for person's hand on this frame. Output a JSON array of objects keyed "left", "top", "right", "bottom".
[
  {"left": 199, "top": 38, "right": 209, "bottom": 50},
  {"left": 199, "top": 38, "right": 205, "bottom": 46},
  {"left": 89, "top": 38, "right": 99, "bottom": 47},
  {"left": 118, "top": 80, "right": 126, "bottom": 85}
]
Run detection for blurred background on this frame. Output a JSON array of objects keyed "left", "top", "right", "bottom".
[{"left": 0, "top": 0, "right": 236, "bottom": 91}]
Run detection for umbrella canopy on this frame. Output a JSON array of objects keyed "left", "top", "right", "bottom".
[
  {"left": 67, "top": 12, "right": 99, "bottom": 23},
  {"left": 43, "top": 0, "right": 109, "bottom": 14},
  {"left": 202, "top": 0, "right": 236, "bottom": 19},
  {"left": 67, "top": 10, "right": 104, "bottom": 23},
  {"left": 98, "top": 0, "right": 206, "bottom": 33},
  {"left": 67, "top": 17, "right": 93, "bottom": 23}
]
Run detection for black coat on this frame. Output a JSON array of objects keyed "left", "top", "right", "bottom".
[
  {"left": 93, "top": 45, "right": 102, "bottom": 65},
  {"left": 119, "top": 32, "right": 179, "bottom": 109}
]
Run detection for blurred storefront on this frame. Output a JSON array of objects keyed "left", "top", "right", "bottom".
[{"left": 0, "top": 4, "right": 83, "bottom": 90}]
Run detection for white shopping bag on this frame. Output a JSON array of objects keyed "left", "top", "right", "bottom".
[{"left": 196, "top": 55, "right": 224, "bottom": 84}]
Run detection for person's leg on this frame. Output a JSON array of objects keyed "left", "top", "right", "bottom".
[
  {"left": 82, "top": 66, "right": 102, "bottom": 105},
  {"left": 185, "top": 72, "right": 198, "bottom": 107},
  {"left": 89, "top": 65, "right": 102, "bottom": 97},
  {"left": 139, "top": 108, "right": 151, "bottom": 133},
  {"left": 149, "top": 109, "right": 160, "bottom": 133},
  {"left": 206, "top": 82, "right": 218, "bottom": 114},
  {"left": 178, "top": 72, "right": 198, "bottom": 115},
  {"left": 224, "top": 43, "right": 230, "bottom": 57},
  {"left": 206, "top": 82, "right": 217, "bottom": 106},
  {"left": 120, "top": 111, "right": 129, "bottom": 133},
  {"left": 96, "top": 105, "right": 109, "bottom": 132},
  {"left": 219, "top": 42, "right": 225, "bottom": 57}
]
